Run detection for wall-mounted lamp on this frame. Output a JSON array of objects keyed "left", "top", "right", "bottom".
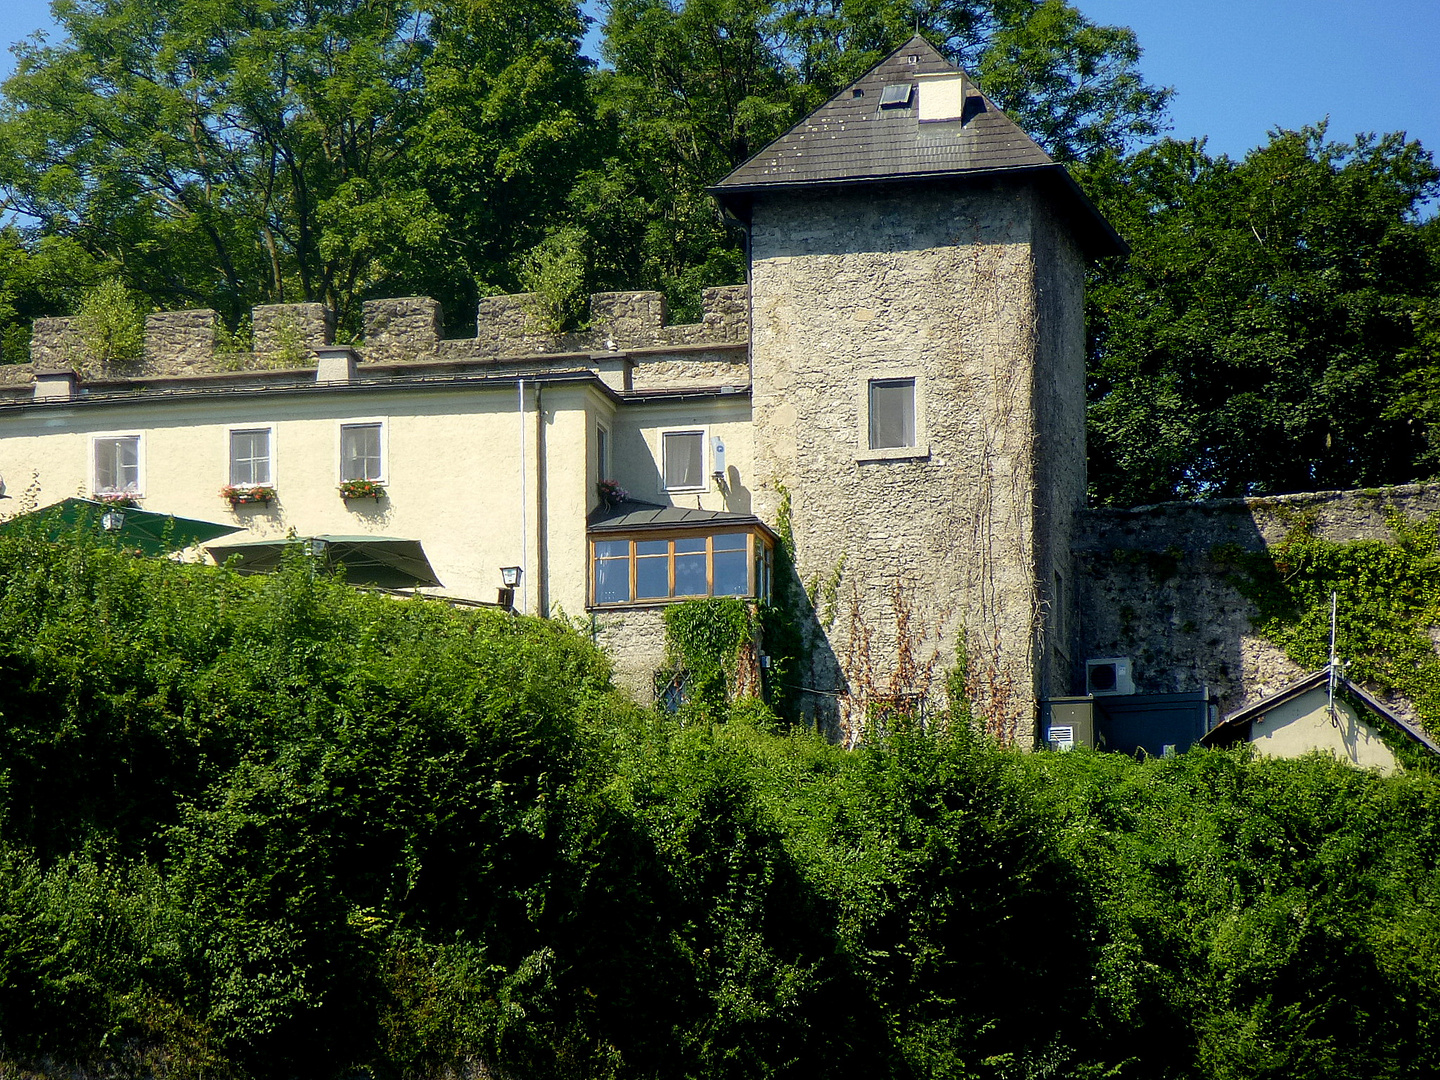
[
  {"left": 499, "top": 565, "right": 523, "bottom": 611},
  {"left": 711, "top": 436, "right": 727, "bottom": 480},
  {"left": 309, "top": 537, "right": 329, "bottom": 558},
  {"left": 101, "top": 510, "right": 125, "bottom": 532}
]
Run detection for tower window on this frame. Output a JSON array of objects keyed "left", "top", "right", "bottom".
[{"left": 869, "top": 378, "right": 917, "bottom": 448}]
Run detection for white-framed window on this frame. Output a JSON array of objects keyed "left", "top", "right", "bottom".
[
  {"left": 228, "top": 426, "right": 274, "bottom": 488},
  {"left": 857, "top": 370, "right": 928, "bottom": 461},
  {"left": 339, "top": 420, "right": 386, "bottom": 483},
  {"left": 660, "top": 427, "right": 707, "bottom": 492},
  {"left": 92, "top": 434, "right": 142, "bottom": 495}
]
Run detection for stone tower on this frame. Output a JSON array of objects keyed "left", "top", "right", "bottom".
[{"left": 711, "top": 37, "right": 1124, "bottom": 743}]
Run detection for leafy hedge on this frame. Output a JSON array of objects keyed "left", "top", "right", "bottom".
[{"left": 1, "top": 529, "right": 1439, "bottom": 1079}]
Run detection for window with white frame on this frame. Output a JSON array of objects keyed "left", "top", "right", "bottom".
[
  {"left": 228, "top": 427, "right": 273, "bottom": 487},
  {"left": 661, "top": 429, "right": 705, "bottom": 491},
  {"left": 340, "top": 422, "right": 383, "bottom": 482},
  {"left": 93, "top": 435, "right": 141, "bottom": 495}
]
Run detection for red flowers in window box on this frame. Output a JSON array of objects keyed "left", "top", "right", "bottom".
[
  {"left": 222, "top": 484, "right": 276, "bottom": 505},
  {"left": 339, "top": 478, "right": 386, "bottom": 500}
]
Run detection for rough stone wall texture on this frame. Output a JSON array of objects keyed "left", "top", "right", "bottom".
[
  {"left": 1074, "top": 485, "right": 1440, "bottom": 714},
  {"left": 748, "top": 183, "right": 1062, "bottom": 745},
  {"left": 143, "top": 310, "right": 219, "bottom": 376},
  {"left": 629, "top": 350, "right": 751, "bottom": 391},
  {"left": 29, "top": 317, "right": 86, "bottom": 372},
  {"left": 362, "top": 297, "right": 443, "bottom": 362},
  {"left": 0, "top": 364, "right": 34, "bottom": 386},
  {"left": 253, "top": 303, "right": 334, "bottom": 360},
  {"left": 595, "top": 607, "right": 670, "bottom": 703},
  {"left": 463, "top": 286, "right": 749, "bottom": 360},
  {"left": 1030, "top": 199, "right": 1088, "bottom": 703},
  {"left": 24, "top": 285, "right": 748, "bottom": 384}
]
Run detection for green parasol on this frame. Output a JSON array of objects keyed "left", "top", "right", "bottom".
[
  {"left": 205, "top": 534, "right": 442, "bottom": 589},
  {"left": 0, "top": 497, "right": 241, "bottom": 556}
]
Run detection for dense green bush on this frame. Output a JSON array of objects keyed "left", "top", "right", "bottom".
[{"left": 1, "top": 529, "right": 1439, "bottom": 1078}]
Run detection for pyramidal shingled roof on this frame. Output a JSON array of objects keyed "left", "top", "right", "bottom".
[
  {"left": 713, "top": 36, "right": 1051, "bottom": 191},
  {"left": 710, "top": 36, "right": 1126, "bottom": 257}
]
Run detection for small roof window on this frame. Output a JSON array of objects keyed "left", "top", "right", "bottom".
[{"left": 878, "top": 83, "right": 913, "bottom": 108}]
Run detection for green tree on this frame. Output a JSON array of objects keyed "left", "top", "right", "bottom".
[
  {"left": 591, "top": 0, "right": 1170, "bottom": 317},
  {"left": 1084, "top": 126, "right": 1440, "bottom": 504},
  {"left": 0, "top": 0, "right": 598, "bottom": 336},
  {"left": 0, "top": 0, "right": 434, "bottom": 326},
  {"left": 74, "top": 276, "right": 146, "bottom": 368}
]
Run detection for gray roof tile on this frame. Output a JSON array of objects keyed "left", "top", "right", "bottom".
[
  {"left": 713, "top": 36, "right": 1053, "bottom": 192},
  {"left": 709, "top": 35, "right": 1127, "bottom": 258}
]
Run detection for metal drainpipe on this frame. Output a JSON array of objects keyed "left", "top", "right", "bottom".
[
  {"left": 535, "top": 382, "right": 548, "bottom": 617},
  {"left": 518, "top": 378, "right": 527, "bottom": 614}
]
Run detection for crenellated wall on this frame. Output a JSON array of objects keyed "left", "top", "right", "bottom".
[{"left": 21, "top": 286, "right": 751, "bottom": 385}]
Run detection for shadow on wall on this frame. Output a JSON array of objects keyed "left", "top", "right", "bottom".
[
  {"left": 1073, "top": 486, "right": 1440, "bottom": 714},
  {"left": 771, "top": 554, "right": 846, "bottom": 738},
  {"left": 1076, "top": 499, "right": 1277, "bottom": 712}
]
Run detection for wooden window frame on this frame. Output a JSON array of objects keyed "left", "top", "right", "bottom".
[{"left": 588, "top": 527, "right": 774, "bottom": 608}]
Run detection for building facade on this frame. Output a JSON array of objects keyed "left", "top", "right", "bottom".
[{"left": 0, "top": 38, "right": 1123, "bottom": 742}]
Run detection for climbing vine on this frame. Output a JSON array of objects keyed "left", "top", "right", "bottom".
[
  {"left": 1222, "top": 509, "right": 1440, "bottom": 736},
  {"left": 661, "top": 597, "right": 756, "bottom": 720},
  {"left": 660, "top": 596, "right": 799, "bottom": 722}
]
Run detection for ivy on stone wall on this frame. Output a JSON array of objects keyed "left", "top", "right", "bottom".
[
  {"left": 1221, "top": 509, "right": 1440, "bottom": 736},
  {"left": 662, "top": 597, "right": 754, "bottom": 718}
]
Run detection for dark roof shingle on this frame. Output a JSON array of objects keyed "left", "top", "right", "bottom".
[
  {"left": 709, "top": 35, "right": 1126, "bottom": 258},
  {"left": 712, "top": 36, "right": 1052, "bottom": 192}
]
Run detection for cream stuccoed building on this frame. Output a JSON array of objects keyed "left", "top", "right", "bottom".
[{"left": 0, "top": 39, "right": 1123, "bottom": 742}]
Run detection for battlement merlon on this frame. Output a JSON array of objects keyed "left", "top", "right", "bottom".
[{"left": 26, "top": 286, "right": 751, "bottom": 377}]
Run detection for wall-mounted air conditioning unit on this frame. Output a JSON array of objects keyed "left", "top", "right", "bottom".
[{"left": 1086, "top": 657, "right": 1135, "bottom": 697}]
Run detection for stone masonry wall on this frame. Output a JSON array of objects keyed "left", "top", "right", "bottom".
[
  {"left": 460, "top": 286, "right": 750, "bottom": 359},
  {"left": 26, "top": 287, "right": 750, "bottom": 384},
  {"left": 748, "top": 184, "right": 1050, "bottom": 744},
  {"left": 1075, "top": 485, "right": 1440, "bottom": 715},
  {"left": 29, "top": 317, "right": 84, "bottom": 373},
  {"left": 594, "top": 607, "right": 670, "bottom": 704},
  {"left": 1030, "top": 194, "right": 1088, "bottom": 705},
  {"left": 144, "top": 310, "right": 219, "bottom": 375},
  {"left": 253, "top": 303, "right": 334, "bottom": 360}
]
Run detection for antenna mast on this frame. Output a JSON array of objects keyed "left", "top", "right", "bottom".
[{"left": 1328, "top": 590, "right": 1339, "bottom": 726}]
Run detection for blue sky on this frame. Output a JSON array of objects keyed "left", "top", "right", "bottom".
[{"left": 2, "top": 0, "right": 1437, "bottom": 185}]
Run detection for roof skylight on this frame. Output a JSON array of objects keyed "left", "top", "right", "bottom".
[{"left": 878, "top": 83, "right": 913, "bottom": 108}]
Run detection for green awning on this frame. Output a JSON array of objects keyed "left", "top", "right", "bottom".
[
  {"left": 0, "top": 498, "right": 241, "bottom": 556},
  {"left": 205, "top": 535, "right": 442, "bottom": 589}
]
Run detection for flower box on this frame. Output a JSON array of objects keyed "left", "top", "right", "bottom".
[
  {"left": 221, "top": 484, "right": 276, "bottom": 505},
  {"left": 339, "top": 478, "right": 387, "bottom": 501},
  {"left": 94, "top": 492, "right": 139, "bottom": 508}
]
